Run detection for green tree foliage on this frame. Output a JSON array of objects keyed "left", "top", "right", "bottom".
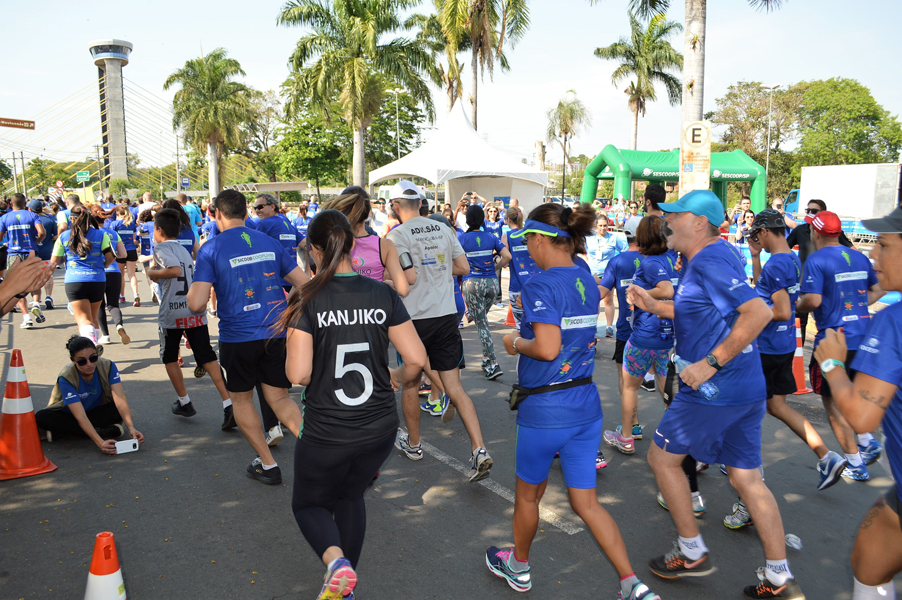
[
  {"left": 109, "top": 179, "right": 130, "bottom": 196},
  {"left": 235, "top": 89, "right": 283, "bottom": 183},
  {"left": 275, "top": 111, "right": 346, "bottom": 199},
  {"left": 546, "top": 91, "right": 591, "bottom": 199},
  {"left": 0, "top": 159, "right": 12, "bottom": 182},
  {"left": 362, "top": 91, "right": 427, "bottom": 171}
]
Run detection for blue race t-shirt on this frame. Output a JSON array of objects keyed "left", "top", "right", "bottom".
[
  {"left": 506, "top": 230, "right": 538, "bottom": 294},
  {"left": 628, "top": 253, "right": 678, "bottom": 350},
  {"left": 851, "top": 303, "right": 902, "bottom": 502},
  {"left": 53, "top": 228, "right": 111, "bottom": 283},
  {"left": 138, "top": 222, "right": 154, "bottom": 256},
  {"left": 600, "top": 250, "right": 642, "bottom": 342},
  {"left": 202, "top": 218, "right": 258, "bottom": 239},
  {"left": 256, "top": 214, "right": 301, "bottom": 286},
  {"left": 673, "top": 239, "right": 765, "bottom": 406},
  {"left": 586, "top": 232, "right": 628, "bottom": 276},
  {"left": 101, "top": 228, "right": 122, "bottom": 273},
  {"left": 0, "top": 209, "right": 41, "bottom": 253},
  {"left": 58, "top": 362, "right": 121, "bottom": 413},
  {"left": 99, "top": 202, "right": 117, "bottom": 228},
  {"left": 200, "top": 220, "right": 217, "bottom": 239},
  {"left": 458, "top": 230, "right": 503, "bottom": 280},
  {"left": 35, "top": 214, "right": 57, "bottom": 261},
  {"left": 110, "top": 219, "right": 137, "bottom": 252},
  {"left": 176, "top": 226, "right": 197, "bottom": 254},
  {"left": 517, "top": 266, "right": 601, "bottom": 428},
  {"left": 801, "top": 245, "right": 878, "bottom": 348},
  {"left": 484, "top": 219, "right": 503, "bottom": 241},
  {"left": 756, "top": 252, "right": 802, "bottom": 355},
  {"left": 193, "top": 227, "right": 298, "bottom": 342},
  {"left": 293, "top": 215, "right": 312, "bottom": 242},
  {"left": 183, "top": 203, "right": 203, "bottom": 238}
]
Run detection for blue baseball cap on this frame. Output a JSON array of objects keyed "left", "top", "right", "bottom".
[
  {"left": 658, "top": 189, "right": 724, "bottom": 227},
  {"left": 510, "top": 218, "right": 571, "bottom": 239}
]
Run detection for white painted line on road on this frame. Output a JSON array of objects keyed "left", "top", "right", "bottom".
[{"left": 419, "top": 440, "right": 585, "bottom": 536}]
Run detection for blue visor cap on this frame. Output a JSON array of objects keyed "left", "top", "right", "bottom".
[
  {"left": 658, "top": 189, "right": 724, "bottom": 227},
  {"left": 510, "top": 219, "right": 572, "bottom": 238}
]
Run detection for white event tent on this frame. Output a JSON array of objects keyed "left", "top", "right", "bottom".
[{"left": 368, "top": 103, "right": 548, "bottom": 211}]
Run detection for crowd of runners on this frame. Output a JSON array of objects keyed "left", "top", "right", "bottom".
[{"left": 1, "top": 182, "right": 901, "bottom": 600}]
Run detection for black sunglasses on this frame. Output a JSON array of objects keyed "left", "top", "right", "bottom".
[
  {"left": 253, "top": 204, "right": 270, "bottom": 210},
  {"left": 805, "top": 208, "right": 821, "bottom": 215},
  {"left": 75, "top": 354, "right": 99, "bottom": 367}
]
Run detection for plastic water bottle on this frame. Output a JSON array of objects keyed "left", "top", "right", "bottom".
[
  {"left": 659, "top": 318, "right": 674, "bottom": 340},
  {"left": 673, "top": 354, "right": 720, "bottom": 402},
  {"left": 785, "top": 534, "right": 803, "bottom": 550}
]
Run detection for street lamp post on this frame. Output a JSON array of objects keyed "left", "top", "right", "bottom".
[{"left": 764, "top": 84, "right": 781, "bottom": 177}]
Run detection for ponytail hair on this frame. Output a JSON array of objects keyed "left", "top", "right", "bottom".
[
  {"left": 524, "top": 203, "right": 595, "bottom": 254},
  {"left": 505, "top": 207, "right": 523, "bottom": 228},
  {"left": 162, "top": 199, "right": 191, "bottom": 230},
  {"left": 276, "top": 209, "right": 354, "bottom": 333},
  {"left": 65, "top": 334, "right": 96, "bottom": 358},
  {"left": 323, "top": 186, "right": 372, "bottom": 230},
  {"left": 116, "top": 204, "right": 133, "bottom": 226},
  {"left": 68, "top": 206, "right": 94, "bottom": 258}
]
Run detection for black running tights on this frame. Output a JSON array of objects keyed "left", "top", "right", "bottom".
[
  {"left": 35, "top": 403, "right": 122, "bottom": 438},
  {"left": 98, "top": 272, "right": 123, "bottom": 337},
  {"left": 682, "top": 454, "right": 699, "bottom": 493},
  {"left": 292, "top": 433, "right": 394, "bottom": 568}
]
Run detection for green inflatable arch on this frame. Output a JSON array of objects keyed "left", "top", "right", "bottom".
[{"left": 579, "top": 146, "right": 767, "bottom": 212}]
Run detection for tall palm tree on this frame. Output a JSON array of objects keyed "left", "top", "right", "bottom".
[
  {"left": 437, "top": 0, "right": 530, "bottom": 129},
  {"left": 595, "top": 12, "right": 682, "bottom": 150},
  {"left": 164, "top": 48, "right": 251, "bottom": 198},
  {"left": 407, "top": 11, "right": 466, "bottom": 112},
  {"left": 278, "top": 0, "right": 438, "bottom": 187},
  {"left": 546, "top": 90, "right": 591, "bottom": 199}
]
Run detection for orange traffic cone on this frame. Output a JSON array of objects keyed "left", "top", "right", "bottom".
[
  {"left": 791, "top": 318, "right": 813, "bottom": 395},
  {"left": 84, "top": 532, "right": 127, "bottom": 599},
  {"left": 0, "top": 349, "right": 57, "bottom": 480},
  {"left": 504, "top": 305, "right": 517, "bottom": 327}
]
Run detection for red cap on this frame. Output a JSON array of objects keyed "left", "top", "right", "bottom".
[{"left": 810, "top": 210, "right": 842, "bottom": 237}]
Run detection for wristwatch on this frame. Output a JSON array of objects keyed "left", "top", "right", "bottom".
[
  {"left": 820, "top": 358, "right": 845, "bottom": 374},
  {"left": 706, "top": 354, "right": 723, "bottom": 371}
]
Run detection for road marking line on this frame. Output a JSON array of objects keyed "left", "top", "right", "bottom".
[{"left": 419, "top": 440, "right": 585, "bottom": 535}]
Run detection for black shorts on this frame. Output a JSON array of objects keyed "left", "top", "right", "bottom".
[
  {"left": 810, "top": 349, "right": 857, "bottom": 398},
  {"left": 116, "top": 249, "right": 139, "bottom": 264},
  {"left": 761, "top": 352, "right": 797, "bottom": 399},
  {"left": 65, "top": 281, "right": 105, "bottom": 303},
  {"left": 159, "top": 325, "right": 218, "bottom": 366},
  {"left": 412, "top": 313, "right": 465, "bottom": 372},
  {"left": 0, "top": 246, "right": 7, "bottom": 270},
  {"left": 219, "top": 338, "right": 291, "bottom": 393},
  {"left": 612, "top": 338, "right": 627, "bottom": 363}
]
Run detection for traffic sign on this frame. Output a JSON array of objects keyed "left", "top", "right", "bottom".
[
  {"left": 679, "top": 121, "right": 712, "bottom": 193},
  {"left": 180, "top": 176, "right": 190, "bottom": 187},
  {"left": 76, "top": 171, "right": 90, "bottom": 183},
  {"left": 0, "top": 117, "right": 35, "bottom": 130}
]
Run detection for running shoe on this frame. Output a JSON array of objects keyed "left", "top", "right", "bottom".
[
  {"left": 469, "top": 447, "right": 493, "bottom": 482},
  {"left": 696, "top": 461, "right": 710, "bottom": 473},
  {"left": 603, "top": 426, "right": 635, "bottom": 455},
  {"left": 485, "top": 546, "right": 531, "bottom": 592},
  {"left": 656, "top": 492, "right": 706, "bottom": 517},
  {"left": 458, "top": 321, "right": 465, "bottom": 329},
  {"left": 221, "top": 405, "right": 237, "bottom": 430},
  {"left": 44, "top": 297, "right": 53, "bottom": 310},
  {"left": 440, "top": 394, "right": 456, "bottom": 423},
  {"left": 95, "top": 423, "right": 125, "bottom": 440},
  {"left": 859, "top": 438, "right": 883, "bottom": 465},
  {"left": 720, "top": 463, "right": 728, "bottom": 475},
  {"left": 640, "top": 379, "right": 655, "bottom": 392},
  {"left": 119, "top": 295, "right": 126, "bottom": 304},
  {"left": 208, "top": 309, "right": 218, "bottom": 317},
  {"left": 116, "top": 325, "right": 131, "bottom": 345},
  {"left": 266, "top": 424, "right": 284, "bottom": 447},
  {"left": 648, "top": 542, "right": 716, "bottom": 579},
  {"left": 632, "top": 424, "right": 643, "bottom": 440},
  {"left": 816, "top": 451, "right": 847, "bottom": 491},
  {"left": 29, "top": 303, "right": 45, "bottom": 323},
  {"left": 246, "top": 457, "right": 282, "bottom": 485},
  {"left": 841, "top": 462, "right": 870, "bottom": 482},
  {"left": 194, "top": 365, "right": 205, "bottom": 378},
  {"left": 316, "top": 557, "right": 357, "bottom": 600},
  {"left": 596, "top": 451, "right": 607, "bottom": 469},
  {"left": 19, "top": 319, "right": 33, "bottom": 329},
  {"left": 98, "top": 335, "right": 112, "bottom": 345},
  {"left": 743, "top": 577, "right": 805, "bottom": 599},
  {"left": 395, "top": 429, "right": 424, "bottom": 460},
  {"left": 133, "top": 296, "right": 141, "bottom": 308},
  {"left": 724, "top": 499, "right": 753, "bottom": 529},
  {"left": 418, "top": 380, "right": 432, "bottom": 396},
  {"left": 466, "top": 311, "right": 473, "bottom": 323},
  {"left": 485, "top": 364, "right": 503, "bottom": 380},
  {"left": 171, "top": 400, "right": 197, "bottom": 417},
  {"left": 420, "top": 399, "right": 442, "bottom": 417},
  {"left": 619, "top": 580, "right": 662, "bottom": 600},
  {"left": 606, "top": 326, "right": 614, "bottom": 338}
]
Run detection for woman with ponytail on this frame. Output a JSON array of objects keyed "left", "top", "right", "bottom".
[
  {"left": 111, "top": 204, "right": 139, "bottom": 303},
  {"left": 486, "top": 203, "right": 661, "bottom": 600},
  {"left": 281, "top": 209, "right": 426, "bottom": 600},
  {"left": 48, "top": 206, "right": 115, "bottom": 345}
]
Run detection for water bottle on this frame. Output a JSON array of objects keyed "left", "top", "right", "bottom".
[
  {"left": 659, "top": 317, "right": 674, "bottom": 340},
  {"left": 673, "top": 354, "right": 720, "bottom": 402},
  {"left": 785, "top": 534, "right": 803, "bottom": 550}
]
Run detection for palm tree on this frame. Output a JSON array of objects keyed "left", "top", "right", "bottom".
[
  {"left": 595, "top": 12, "right": 682, "bottom": 150},
  {"left": 163, "top": 48, "right": 251, "bottom": 198},
  {"left": 407, "top": 11, "right": 466, "bottom": 112},
  {"left": 278, "top": 0, "right": 438, "bottom": 187},
  {"left": 546, "top": 91, "right": 591, "bottom": 199},
  {"left": 436, "top": 0, "right": 530, "bottom": 129}
]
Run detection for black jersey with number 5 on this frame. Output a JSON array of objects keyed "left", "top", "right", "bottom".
[{"left": 293, "top": 273, "right": 410, "bottom": 447}]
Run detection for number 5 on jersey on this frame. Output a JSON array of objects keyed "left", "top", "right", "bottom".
[{"left": 335, "top": 343, "right": 373, "bottom": 406}]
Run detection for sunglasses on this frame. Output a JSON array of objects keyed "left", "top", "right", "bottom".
[
  {"left": 774, "top": 204, "right": 783, "bottom": 209},
  {"left": 253, "top": 204, "right": 270, "bottom": 210},
  {"left": 805, "top": 208, "right": 821, "bottom": 214},
  {"left": 75, "top": 354, "right": 99, "bottom": 367}
]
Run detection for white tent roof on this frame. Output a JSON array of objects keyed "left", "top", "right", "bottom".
[{"left": 368, "top": 103, "right": 549, "bottom": 187}]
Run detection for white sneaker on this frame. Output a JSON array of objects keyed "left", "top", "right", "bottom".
[
  {"left": 20, "top": 319, "right": 33, "bottom": 329},
  {"left": 265, "top": 424, "right": 284, "bottom": 447},
  {"left": 98, "top": 335, "right": 112, "bottom": 345}
]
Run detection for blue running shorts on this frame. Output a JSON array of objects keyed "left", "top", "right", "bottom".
[
  {"left": 653, "top": 399, "right": 765, "bottom": 470},
  {"left": 516, "top": 418, "right": 602, "bottom": 489}
]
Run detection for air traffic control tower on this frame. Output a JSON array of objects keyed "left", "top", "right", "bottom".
[{"left": 89, "top": 39, "right": 132, "bottom": 182}]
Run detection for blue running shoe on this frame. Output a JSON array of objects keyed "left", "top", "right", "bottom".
[
  {"left": 841, "top": 462, "right": 870, "bottom": 482},
  {"left": 44, "top": 297, "right": 54, "bottom": 310},
  {"left": 316, "top": 557, "right": 356, "bottom": 600},
  {"left": 632, "top": 424, "right": 643, "bottom": 440},
  {"left": 485, "top": 546, "right": 531, "bottom": 592},
  {"left": 420, "top": 399, "right": 442, "bottom": 417},
  {"left": 439, "top": 394, "right": 456, "bottom": 423},
  {"left": 619, "top": 580, "right": 662, "bottom": 600},
  {"left": 816, "top": 451, "right": 847, "bottom": 491},
  {"left": 859, "top": 439, "right": 883, "bottom": 465},
  {"left": 720, "top": 463, "right": 728, "bottom": 475}
]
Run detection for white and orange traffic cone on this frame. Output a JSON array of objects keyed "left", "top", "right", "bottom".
[
  {"left": 84, "top": 532, "right": 127, "bottom": 600},
  {"left": 504, "top": 305, "right": 517, "bottom": 327},
  {"left": 0, "top": 349, "right": 57, "bottom": 480},
  {"left": 791, "top": 318, "right": 813, "bottom": 395}
]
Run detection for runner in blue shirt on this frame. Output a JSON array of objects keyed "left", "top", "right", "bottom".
[
  {"left": 187, "top": 189, "right": 309, "bottom": 485},
  {"left": 180, "top": 195, "right": 203, "bottom": 239},
  {"left": 96, "top": 224, "right": 130, "bottom": 346},
  {"left": 110, "top": 204, "right": 140, "bottom": 305},
  {"left": 797, "top": 210, "right": 884, "bottom": 483},
  {"left": 814, "top": 207, "right": 902, "bottom": 600},
  {"left": 253, "top": 193, "right": 300, "bottom": 291},
  {"left": 630, "top": 190, "right": 804, "bottom": 598},
  {"left": 0, "top": 194, "right": 47, "bottom": 327},
  {"left": 501, "top": 207, "right": 538, "bottom": 328},
  {"left": 586, "top": 217, "right": 628, "bottom": 338},
  {"left": 29, "top": 199, "right": 57, "bottom": 310},
  {"left": 160, "top": 200, "right": 199, "bottom": 259},
  {"left": 486, "top": 203, "right": 661, "bottom": 600},
  {"left": 484, "top": 204, "right": 506, "bottom": 303}
]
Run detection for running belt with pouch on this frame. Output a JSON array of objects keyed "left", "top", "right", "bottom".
[
  {"left": 509, "top": 377, "right": 594, "bottom": 411},
  {"left": 45, "top": 357, "right": 118, "bottom": 410}
]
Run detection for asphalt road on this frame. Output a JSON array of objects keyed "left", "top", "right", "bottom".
[{"left": 0, "top": 269, "right": 897, "bottom": 600}]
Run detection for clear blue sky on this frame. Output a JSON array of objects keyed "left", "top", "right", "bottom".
[{"left": 3, "top": 0, "right": 901, "bottom": 168}]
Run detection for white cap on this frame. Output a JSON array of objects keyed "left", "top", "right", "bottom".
[
  {"left": 389, "top": 180, "right": 424, "bottom": 200},
  {"left": 623, "top": 216, "right": 643, "bottom": 237}
]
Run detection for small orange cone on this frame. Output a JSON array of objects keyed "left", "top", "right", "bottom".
[
  {"left": 504, "top": 305, "right": 516, "bottom": 327},
  {"left": 0, "top": 349, "right": 57, "bottom": 480},
  {"left": 84, "top": 532, "right": 127, "bottom": 599},
  {"left": 791, "top": 318, "right": 813, "bottom": 395}
]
